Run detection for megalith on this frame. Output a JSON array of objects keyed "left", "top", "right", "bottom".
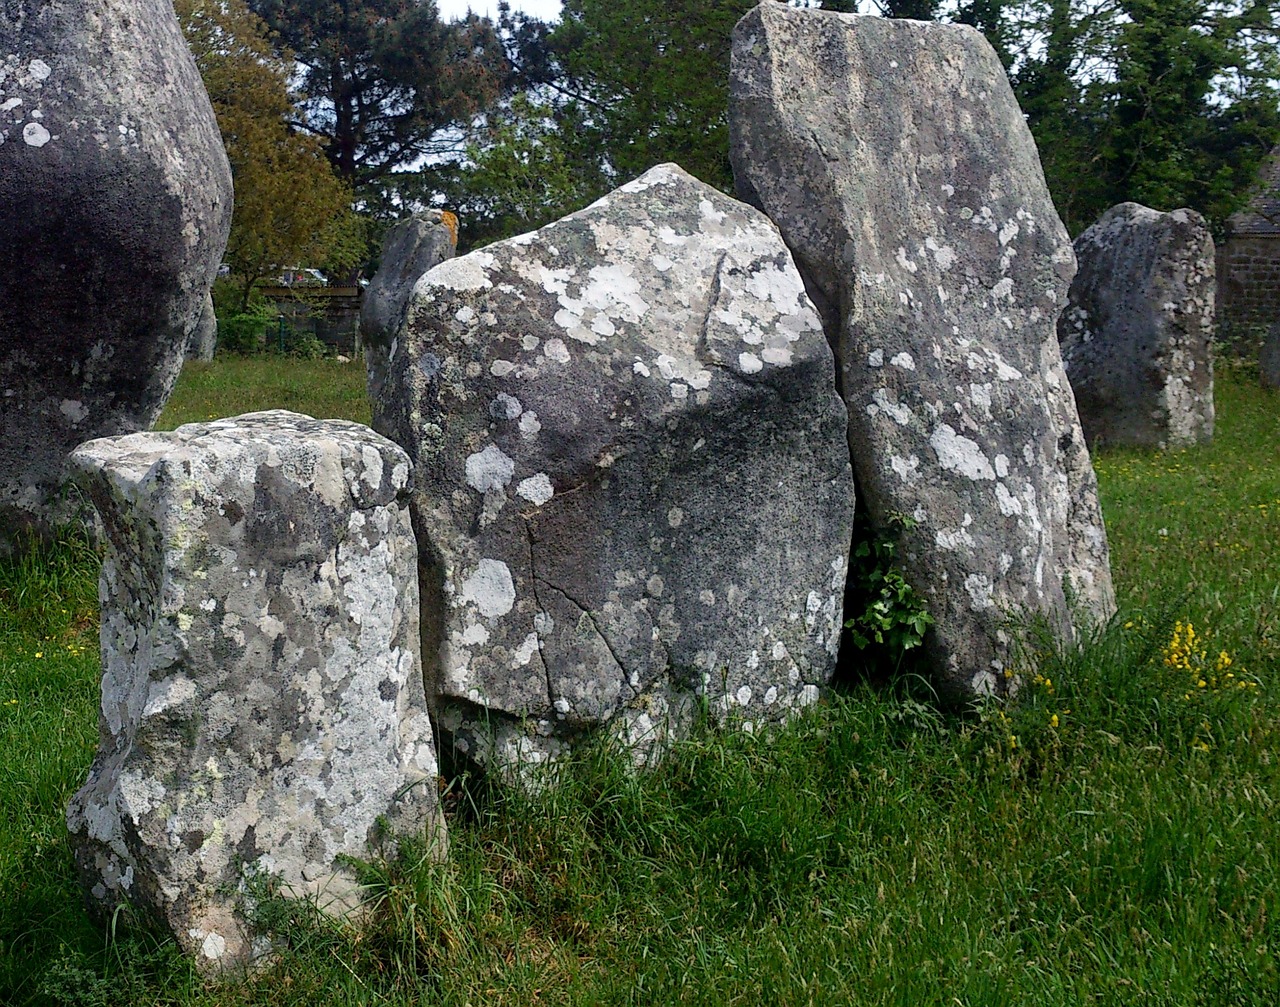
[
  {"left": 373, "top": 163, "right": 854, "bottom": 776},
  {"left": 362, "top": 209, "right": 458, "bottom": 409},
  {"left": 0, "top": 0, "right": 233, "bottom": 552},
  {"left": 67, "top": 412, "right": 444, "bottom": 971},
  {"left": 1261, "top": 325, "right": 1280, "bottom": 392},
  {"left": 187, "top": 293, "right": 218, "bottom": 363},
  {"left": 1058, "top": 203, "right": 1216, "bottom": 449},
  {"left": 729, "top": 3, "right": 1115, "bottom": 700}
]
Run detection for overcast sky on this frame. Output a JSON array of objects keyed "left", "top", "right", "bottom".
[{"left": 436, "top": 0, "right": 562, "bottom": 21}]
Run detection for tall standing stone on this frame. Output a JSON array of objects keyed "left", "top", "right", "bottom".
[
  {"left": 66, "top": 412, "right": 445, "bottom": 971},
  {"left": 1058, "top": 203, "right": 1216, "bottom": 449},
  {"left": 373, "top": 164, "right": 854, "bottom": 776},
  {"left": 187, "top": 293, "right": 219, "bottom": 363},
  {"left": 1261, "top": 324, "right": 1280, "bottom": 392},
  {"left": 0, "top": 0, "right": 233, "bottom": 551},
  {"left": 729, "top": 3, "right": 1115, "bottom": 700},
  {"left": 362, "top": 209, "right": 458, "bottom": 410}
]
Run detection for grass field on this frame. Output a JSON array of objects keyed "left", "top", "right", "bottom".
[
  {"left": 1, "top": 356, "right": 1277, "bottom": 1005},
  {"left": 155, "top": 356, "right": 371, "bottom": 430}
]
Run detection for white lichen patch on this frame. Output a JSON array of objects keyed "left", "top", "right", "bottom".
[
  {"left": 465, "top": 444, "right": 516, "bottom": 493},
  {"left": 929, "top": 423, "right": 995, "bottom": 480},
  {"left": 461, "top": 558, "right": 516, "bottom": 619},
  {"left": 420, "top": 252, "right": 495, "bottom": 293},
  {"left": 516, "top": 473, "right": 554, "bottom": 506}
]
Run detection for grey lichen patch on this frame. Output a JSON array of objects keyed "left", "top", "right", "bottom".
[
  {"left": 65, "top": 411, "right": 445, "bottom": 972},
  {"left": 730, "top": 2, "right": 1116, "bottom": 703},
  {"left": 1058, "top": 202, "right": 1216, "bottom": 450},
  {"left": 373, "top": 163, "right": 855, "bottom": 780}
]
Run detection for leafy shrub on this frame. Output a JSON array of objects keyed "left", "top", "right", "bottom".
[
  {"left": 284, "top": 330, "right": 329, "bottom": 360},
  {"left": 216, "top": 311, "right": 268, "bottom": 355},
  {"left": 844, "top": 512, "right": 934, "bottom": 662}
]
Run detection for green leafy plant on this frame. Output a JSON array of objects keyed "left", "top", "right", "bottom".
[
  {"left": 284, "top": 330, "right": 329, "bottom": 361},
  {"left": 844, "top": 513, "right": 933, "bottom": 657},
  {"left": 216, "top": 302, "right": 274, "bottom": 356}
]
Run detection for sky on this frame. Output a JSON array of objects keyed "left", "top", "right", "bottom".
[{"left": 436, "top": 0, "right": 563, "bottom": 22}]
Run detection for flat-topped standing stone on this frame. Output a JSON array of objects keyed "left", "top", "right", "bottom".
[
  {"left": 729, "top": 4, "right": 1115, "bottom": 700},
  {"left": 0, "top": 0, "right": 232, "bottom": 551},
  {"left": 66, "top": 412, "right": 444, "bottom": 971},
  {"left": 362, "top": 209, "right": 458, "bottom": 409},
  {"left": 374, "top": 163, "right": 854, "bottom": 776},
  {"left": 1058, "top": 203, "right": 1216, "bottom": 449}
]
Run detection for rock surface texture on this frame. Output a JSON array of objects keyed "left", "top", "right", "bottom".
[
  {"left": 0, "top": 0, "right": 232, "bottom": 551},
  {"left": 729, "top": 4, "right": 1115, "bottom": 700},
  {"left": 1058, "top": 203, "right": 1216, "bottom": 449},
  {"left": 66, "top": 412, "right": 444, "bottom": 971},
  {"left": 374, "top": 163, "right": 854, "bottom": 775},
  {"left": 362, "top": 209, "right": 458, "bottom": 409}
]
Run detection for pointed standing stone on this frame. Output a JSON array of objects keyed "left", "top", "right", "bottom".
[{"left": 373, "top": 164, "right": 854, "bottom": 776}]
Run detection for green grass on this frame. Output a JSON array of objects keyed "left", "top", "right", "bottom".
[
  {"left": 1, "top": 360, "right": 1278, "bottom": 1005},
  {"left": 156, "top": 355, "right": 371, "bottom": 430}
]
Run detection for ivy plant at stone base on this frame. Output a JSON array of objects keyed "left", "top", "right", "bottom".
[{"left": 844, "top": 513, "right": 934, "bottom": 665}]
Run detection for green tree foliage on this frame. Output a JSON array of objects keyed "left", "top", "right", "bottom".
[
  {"left": 176, "top": 0, "right": 364, "bottom": 308},
  {"left": 1011, "top": 0, "right": 1280, "bottom": 234},
  {"left": 512, "top": 0, "right": 1278, "bottom": 238},
  {"left": 437, "top": 94, "right": 610, "bottom": 250},
  {"left": 541, "top": 0, "right": 758, "bottom": 193},
  {"left": 246, "top": 0, "right": 509, "bottom": 195}
]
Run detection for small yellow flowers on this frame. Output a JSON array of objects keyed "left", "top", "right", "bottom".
[
  {"left": 1049, "top": 714, "right": 1059, "bottom": 729},
  {"left": 1031, "top": 672, "right": 1054, "bottom": 694},
  {"left": 1163, "top": 620, "right": 1257, "bottom": 695},
  {"left": 33, "top": 651, "right": 42, "bottom": 659}
]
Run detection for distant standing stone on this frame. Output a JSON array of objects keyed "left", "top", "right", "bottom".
[
  {"left": 1059, "top": 203, "right": 1216, "bottom": 449},
  {"left": 374, "top": 163, "right": 854, "bottom": 777},
  {"left": 188, "top": 293, "right": 218, "bottom": 362},
  {"left": 67, "top": 412, "right": 444, "bottom": 971},
  {"left": 0, "top": 0, "right": 232, "bottom": 551},
  {"left": 730, "top": 3, "right": 1115, "bottom": 701},
  {"left": 362, "top": 209, "right": 458, "bottom": 408},
  {"left": 1261, "top": 324, "right": 1280, "bottom": 391}
]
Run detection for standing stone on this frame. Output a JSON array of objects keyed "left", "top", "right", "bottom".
[
  {"left": 0, "top": 0, "right": 233, "bottom": 552},
  {"left": 374, "top": 163, "right": 853, "bottom": 777},
  {"left": 1261, "top": 324, "right": 1280, "bottom": 391},
  {"left": 66, "top": 412, "right": 444, "bottom": 971},
  {"left": 729, "top": 4, "right": 1115, "bottom": 701},
  {"left": 187, "top": 293, "right": 218, "bottom": 363},
  {"left": 1058, "top": 203, "right": 1216, "bottom": 449},
  {"left": 362, "top": 209, "right": 458, "bottom": 409}
]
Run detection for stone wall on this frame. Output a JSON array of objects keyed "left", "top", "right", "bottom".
[{"left": 1217, "top": 235, "right": 1280, "bottom": 330}]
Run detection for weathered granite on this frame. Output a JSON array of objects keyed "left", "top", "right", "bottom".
[
  {"left": 1059, "top": 202, "right": 1216, "bottom": 449},
  {"left": 187, "top": 293, "right": 218, "bottom": 363},
  {"left": 362, "top": 209, "right": 458, "bottom": 409},
  {"left": 0, "top": 0, "right": 232, "bottom": 551},
  {"left": 373, "top": 163, "right": 854, "bottom": 776},
  {"left": 729, "top": 3, "right": 1115, "bottom": 700},
  {"left": 66, "top": 411, "right": 444, "bottom": 971}
]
